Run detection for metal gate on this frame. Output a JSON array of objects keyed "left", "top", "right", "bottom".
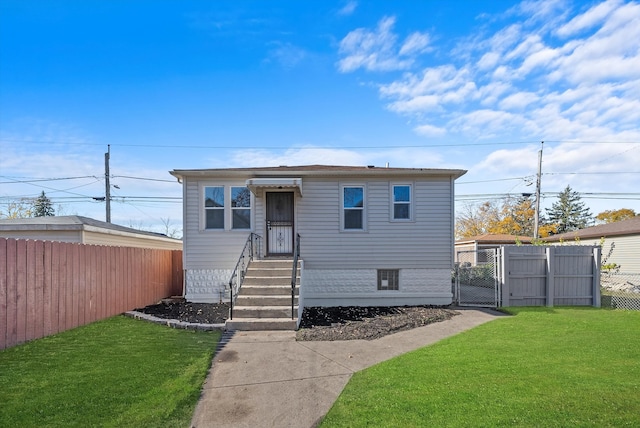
[
  {"left": 455, "top": 249, "right": 501, "bottom": 307},
  {"left": 266, "top": 192, "right": 294, "bottom": 256}
]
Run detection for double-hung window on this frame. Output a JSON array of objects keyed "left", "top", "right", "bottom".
[
  {"left": 231, "top": 186, "right": 251, "bottom": 229},
  {"left": 204, "top": 186, "right": 224, "bottom": 229},
  {"left": 392, "top": 184, "right": 412, "bottom": 221},
  {"left": 343, "top": 186, "right": 364, "bottom": 230}
]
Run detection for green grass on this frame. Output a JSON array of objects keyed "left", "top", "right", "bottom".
[
  {"left": 321, "top": 307, "right": 640, "bottom": 427},
  {"left": 0, "top": 316, "right": 220, "bottom": 427}
]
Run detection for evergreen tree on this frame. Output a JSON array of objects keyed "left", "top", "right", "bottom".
[
  {"left": 33, "top": 191, "right": 55, "bottom": 217},
  {"left": 545, "top": 185, "right": 593, "bottom": 234}
]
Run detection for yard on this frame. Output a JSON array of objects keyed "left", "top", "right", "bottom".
[
  {"left": 0, "top": 316, "right": 220, "bottom": 427},
  {"left": 321, "top": 307, "right": 640, "bottom": 427}
]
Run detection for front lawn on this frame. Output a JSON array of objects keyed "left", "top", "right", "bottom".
[
  {"left": 321, "top": 307, "right": 640, "bottom": 427},
  {"left": 0, "top": 316, "right": 220, "bottom": 427}
]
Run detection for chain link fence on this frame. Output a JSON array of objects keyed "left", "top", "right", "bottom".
[
  {"left": 455, "top": 249, "right": 500, "bottom": 307},
  {"left": 601, "top": 272, "right": 640, "bottom": 311}
]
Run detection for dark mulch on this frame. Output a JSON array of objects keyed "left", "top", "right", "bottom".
[
  {"left": 134, "top": 301, "right": 229, "bottom": 324},
  {"left": 134, "top": 301, "right": 459, "bottom": 341},
  {"left": 296, "top": 306, "right": 459, "bottom": 341}
]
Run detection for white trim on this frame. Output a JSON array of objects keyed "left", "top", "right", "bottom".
[
  {"left": 200, "top": 184, "right": 255, "bottom": 232},
  {"left": 340, "top": 183, "right": 367, "bottom": 232},
  {"left": 246, "top": 178, "right": 303, "bottom": 197},
  {"left": 390, "top": 182, "right": 414, "bottom": 222},
  {"left": 231, "top": 186, "right": 252, "bottom": 230}
]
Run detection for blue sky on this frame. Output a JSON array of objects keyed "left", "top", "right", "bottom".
[{"left": 1, "top": 0, "right": 639, "bottom": 235}]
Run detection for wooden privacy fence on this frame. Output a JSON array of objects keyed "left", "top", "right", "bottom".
[
  {"left": 501, "top": 245, "right": 601, "bottom": 307},
  {"left": 0, "top": 238, "right": 183, "bottom": 351}
]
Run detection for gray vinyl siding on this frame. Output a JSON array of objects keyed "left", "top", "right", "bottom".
[
  {"left": 550, "top": 235, "right": 640, "bottom": 274},
  {"left": 583, "top": 235, "right": 640, "bottom": 274},
  {"left": 182, "top": 173, "right": 456, "bottom": 271},
  {"left": 610, "top": 235, "right": 640, "bottom": 274},
  {"left": 183, "top": 177, "right": 254, "bottom": 270},
  {"left": 296, "top": 177, "right": 454, "bottom": 269}
]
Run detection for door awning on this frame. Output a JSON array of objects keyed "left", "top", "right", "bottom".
[{"left": 246, "top": 178, "right": 303, "bottom": 197}]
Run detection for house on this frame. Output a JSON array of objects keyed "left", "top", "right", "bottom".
[
  {"left": 543, "top": 216, "right": 640, "bottom": 274},
  {"left": 170, "top": 165, "right": 466, "bottom": 308},
  {"left": 455, "top": 234, "right": 533, "bottom": 265},
  {"left": 0, "top": 215, "right": 183, "bottom": 250}
]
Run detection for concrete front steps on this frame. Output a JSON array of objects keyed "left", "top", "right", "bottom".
[{"left": 225, "top": 259, "right": 300, "bottom": 331}]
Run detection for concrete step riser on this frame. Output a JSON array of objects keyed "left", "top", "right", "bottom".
[
  {"left": 251, "top": 261, "right": 299, "bottom": 268},
  {"left": 233, "top": 307, "right": 298, "bottom": 318},
  {"left": 225, "top": 319, "right": 297, "bottom": 331},
  {"left": 246, "top": 270, "right": 299, "bottom": 278},
  {"left": 243, "top": 277, "right": 299, "bottom": 286},
  {"left": 236, "top": 296, "right": 298, "bottom": 306},
  {"left": 241, "top": 286, "right": 298, "bottom": 296}
]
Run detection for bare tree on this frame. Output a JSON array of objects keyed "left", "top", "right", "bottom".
[
  {"left": 160, "top": 217, "right": 182, "bottom": 239},
  {"left": 0, "top": 199, "right": 34, "bottom": 219}
]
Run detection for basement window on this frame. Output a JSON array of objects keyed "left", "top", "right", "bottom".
[{"left": 377, "top": 269, "right": 399, "bottom": 291}]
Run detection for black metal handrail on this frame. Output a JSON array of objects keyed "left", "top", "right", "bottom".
[
  {"left": 228, "top": 233, "right": 262, "bottom": 320},
  {"left": 291, "top": 233, "right": 301, "bottom": 319}
]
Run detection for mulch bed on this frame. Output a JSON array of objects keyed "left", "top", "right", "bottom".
[
  {"left": 134, "top": 301, "right": 459, "bottom": 341},
  {"left": 134, "top": 301, "right": 229, "bottom": 324},
  {"left": 296, "top": 306, "right": 459, "bottom": 341}
]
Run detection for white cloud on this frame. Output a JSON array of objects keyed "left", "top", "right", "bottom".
[
  {"left": 556, "top": 0, "right": 621, "bottom": 37},
  {"left": 229, "top": 147, "right": 367, "bottom": 167},
  {"left": 399, "top": 32, "right": 431, "bottom": 56},
  {"left": 499, "top": 91, "right": 539, "bottom": 110},
  {"left": 414, "top": 124, "right": 447, "bottom": 137},
  {"left": 222, "top": 146, "right": 454, "bottom": 171},
  {"left": 265, "top": 42, "right": 307, "bottom": 68},
  {"left": 341, "top": 0, "right": 640, "bottom": 147},
  {"left": 477, "top": 52, "right": 501, "bottom": 70},
  {"left": 337, "top": 16, "right": 432, "bottom": 72},
  {"left": 337, "top": 0, "right": 358, "bottom": 16}
]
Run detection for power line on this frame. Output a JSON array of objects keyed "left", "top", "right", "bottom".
[
  {"left": 544, "top": 171, "right": 640, "bottom": 175},
  {"left": 113, "top": 175, "right": 178, "bottom": 183},
  {"left": 2, "top": 138, "right": 640, "bottom": 150},
  {"left": 0, "top": 175, "right": 98, "bottom": 184}
]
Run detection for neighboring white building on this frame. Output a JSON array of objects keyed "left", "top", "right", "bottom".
[
  {"left": 0, "top": 215, "right": 183, "bottom": 250},
  {"left": 170, "top": 165, "right": 466, "bottom": 306},
  {"left": 544, "top": 216, "right": 640, "bottom": 274}
]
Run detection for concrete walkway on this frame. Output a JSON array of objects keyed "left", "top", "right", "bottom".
[{"left": 190, "top": 308, "right": 504, "bottom": 428}]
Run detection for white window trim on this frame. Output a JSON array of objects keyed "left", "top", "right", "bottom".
[
  {"left": 390, "top": 182, "right": 414, "bottom": 222},
  {"left": 203, "top": 185, "right": 225, "bottom": 230},
  {"left": 231, "top": 186, "right": 252, "bottom": 230},
  {"left": 340, "top": 183, "right": 367, "bottom": 232},
  {"left": 201, "top": 184, "right": 254, "bottom": 232}
]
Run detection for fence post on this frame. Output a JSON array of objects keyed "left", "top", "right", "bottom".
[
  {"left": 546, "top": 246, "right": 555, "bottom": 307},
  {"left": 592, "top": 246, "right": 601, "bottom": 308},
  {"left": 501, "top": 246, "right": 510, "bottom": 307}
]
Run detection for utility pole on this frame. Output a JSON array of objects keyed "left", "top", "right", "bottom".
[
  {"left": 533, "top": 141, "right": 543, "bottom": 239},
  {"left": 105, "top": 145, "right": 111, "bottom": 223}
]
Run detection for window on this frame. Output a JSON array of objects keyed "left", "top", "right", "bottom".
[
  {"left": 204, "top": 186, "right": 224, "bottom": 229},
  {"left": 378, "top": 269, "right": 399, "bottom": 290},
  {"left": 343, "top": 186, "right": 364, "bottom": 230},
  {"left": 392, "top": 184, "right": 411, "bottom": 220},
  {"left": 231, "top": 186, "right": 251, "bottom": 229}
]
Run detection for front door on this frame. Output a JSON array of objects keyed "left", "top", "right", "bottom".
[{"left": 266, "top": 192, "right": 294, "bottom": 256}]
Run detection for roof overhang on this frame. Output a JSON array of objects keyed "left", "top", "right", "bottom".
[{"left": 246, "top": 177, "right": 302, "bottom": 197}]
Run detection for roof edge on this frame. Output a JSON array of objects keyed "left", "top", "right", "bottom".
[{"left": 170, "top": 165, "right": 467, "bottom": 180}]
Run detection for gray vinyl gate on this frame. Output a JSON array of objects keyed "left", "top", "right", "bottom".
[
  {"left": 455, "top": 249, "right": 501, "bottom": 307},
  {"left": 455, "top": 245, "right": 601, "bottom": 308},
  {"left": 501, "top": 245, "right": 601, "bottom": 307}
]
